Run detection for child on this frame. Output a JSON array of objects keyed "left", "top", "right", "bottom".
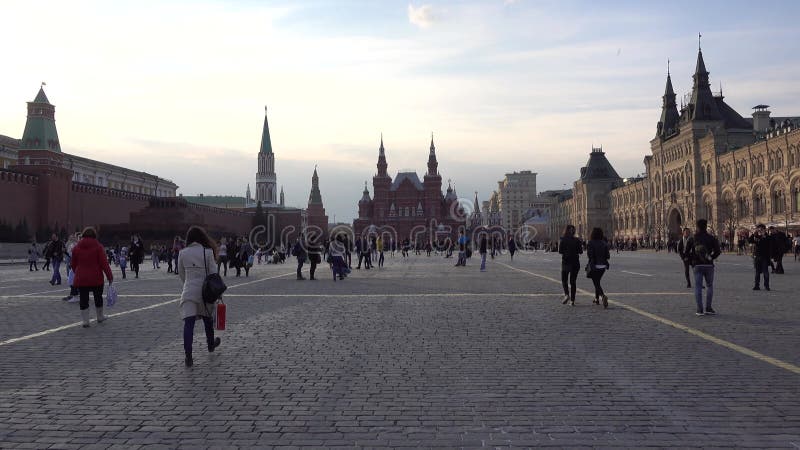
[{"left": 119, "top": 246, "right": 129, "bottom": 279}]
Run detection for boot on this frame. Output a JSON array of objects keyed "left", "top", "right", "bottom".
[
  {"left": 96, "top": 307, "right": 106, "bottom": 323},
  {"left": 81, "top": 309, "right": 91, "bottom": 328},
  {"left": 185, "top": 353, "right": 193, "bottom": 367}
]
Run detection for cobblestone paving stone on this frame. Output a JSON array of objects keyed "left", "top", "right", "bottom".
[{"left": 0, "top": 250, "right": 799, "bottom": 448}]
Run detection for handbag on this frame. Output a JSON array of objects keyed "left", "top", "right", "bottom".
[
  {"left": 106, "top": 284, "right": 118, "bottom": 307},
  {"left": 202, "top": 248, "right": 227, "bottom": 304}
]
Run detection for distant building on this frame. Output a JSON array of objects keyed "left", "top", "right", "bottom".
[
  {"left": 496, "top": 170, "right": 538, "bottom": 231},
  {"left": 353, "top": 135, "right": 465, "bottom": 243},
  {"left": 551, "top": 45, "right": 800, "bottom": 243}
]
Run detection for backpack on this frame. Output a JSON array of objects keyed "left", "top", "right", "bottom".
[{"left": 692, "top": 238, "right": 713, "bottom": 265}]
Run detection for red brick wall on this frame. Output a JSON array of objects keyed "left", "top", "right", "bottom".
[
  {"left": 69, "top": 183, "right": 150, "bottom": 232},
  {"left": 0, "top": 169, "right": 40, "bottom": 228}
]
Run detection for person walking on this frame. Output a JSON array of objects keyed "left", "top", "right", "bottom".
[
  {"left": 217, "top": 238, "right": 229, "bottom": 276},
  {"left": 377, "top": 236, "right": 385, "bottom": 268},
  {"left": 118, "top": 246, "right": 129, "bottom": 279},
  {"left": 130, "top": 235, "right": 145, "bottom": 278},
  {"left": 559, "top": 224, "right": 582, "bottom": 306},
  {"left": 508, "top": 237, "right": 517, "bottom": 261},
  {"left": 237, "top": 238, "right": 253, "bottom": 277},
  {"left": 748, "top": 223, "right": 772, "bottom": 291},
  {"left": 686, "top": 219, "right": 721, "bottom": 315},
  {"left": 47, "top": 234, "right": 66, "bottom": 286},
  {"left": 28, "top": 242, "right": 40, "bottom": 271},
  {"left": 177, "top": 226, "right": 221, "bottom": 367},
  {"left": 769, "top": 226, "right": 788, "bottom": 274},
  {"left": 479, "top": 233, "right": 488, "bottom": 272},
  {"left": 61, "top": 234, "right": 81, "bottom": 303},
  {"left": 586, "top": 228, "right": 610, "bottom": 308},
  {"left": 307, "top": 233, "right": 322, "bottom": 280},
  {"left": 70, "top": 227, "right": 113, "bottom": 328},
  {"left": 676, "top": 227, "right": 693, "bottom": 288},
  {"left": 329, "top": 235, "right": 348, "bottom": 281},
  {"left": 172, "top": 237, "right": 183, "bottom": 276},
  {"left": 292, "top": 237, "right": 307, "bottom": 280},
  {"left": 455, "top": 231, "right": 468, "bottom": 266},
  {"left": 151, "top": 243, "right": 160, "bottom": 270}
]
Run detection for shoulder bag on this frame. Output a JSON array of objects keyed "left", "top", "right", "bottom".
[{"left": 202, "top": 247, "right": 227, "bottom": 304}]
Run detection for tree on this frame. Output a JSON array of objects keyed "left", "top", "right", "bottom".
[{"left": 719, "top": 196, "right": 739, "bottom": 250}]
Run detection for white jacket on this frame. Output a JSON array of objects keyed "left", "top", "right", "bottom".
[{"left": 178, "top": 242, "right": 218, "bottom": 318}]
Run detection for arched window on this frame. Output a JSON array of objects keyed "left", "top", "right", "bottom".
[{"left": 772, "top": 187, "right": 786, "bottom": 214}]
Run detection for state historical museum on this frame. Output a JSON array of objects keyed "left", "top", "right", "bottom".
[{"left": 353, "top": 136, "right": 466, "bottom": 243}]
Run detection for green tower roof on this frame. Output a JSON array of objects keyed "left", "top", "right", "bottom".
[
  {"left": 21, "top": 87, "right": 61, "bottom": 152},
  {"left": 260, "top": 106, "right": 273, "bottom": 154}
]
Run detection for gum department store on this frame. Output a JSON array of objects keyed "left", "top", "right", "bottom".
[{"left": 550, "top": 46, "right": 800, "bottom": 244}]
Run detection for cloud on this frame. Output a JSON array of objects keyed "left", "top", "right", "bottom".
[{"left": 408, "top": 4, "right": 437, "bottom": 29}]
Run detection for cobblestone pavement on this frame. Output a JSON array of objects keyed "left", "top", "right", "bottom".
[{"left": 1, "top": 250, "right": 799, "bottom": 448}]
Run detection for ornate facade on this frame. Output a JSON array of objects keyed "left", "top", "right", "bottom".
[
  {"left": 551, "top": 46, "right": 800, "bottom": 243},
  {"left": 353, "top": 136, "right": 465, "bottom": 241}
]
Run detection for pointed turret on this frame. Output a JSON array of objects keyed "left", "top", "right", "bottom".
[
  {"left": 688, "top": 47, "right": 721, "bottom": 121},
  {"left": 377, "top": 134, "right": 388, "bottom": 176},
  {"left": 280, "top": 186, "right": 285, "bottom": 206},
  {"left": 21, "top": 86, "right": 61, "bottom": 152},
  {"left": 260, "top": 106, "right": 273, "bottom": 154},
  {"left": 473, "top": 192, "right": 481, "bottom": 214},
  {"left": 657, "top": 68, "right": 680, "bottom": 138},
  {"left": 309, "top": 166, "right": 323, "bottom": 204},
  {"left": 427, "top": 132, "right": 438, "bottom": 176},
  {"left": 360, "top": 181, "right": 371, "bottom": 203},
  {"left": 306, "top": 167, "right": 328, "bottom": 234},
  {"left": 246, "top": 184, "right": 252, "bottom": 202},
  {"left": 256, "top": 106, "right": 277, "bottom": 204}
]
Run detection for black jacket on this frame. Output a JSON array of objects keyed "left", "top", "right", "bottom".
[
  {"left": 686, "top": 231, "right": 721, "bottom": 266},
  {"left": 748, "top": 233, "right": 772, "bottom": 259},
  {"left": 587, "top": 239, "right": 610, "bottom": 268},
  {"left": 559, "top": 236, "right": 583, "bottom": 267},
  {"left": 677, "top": 236, "right": 691, "bottom": 260}
]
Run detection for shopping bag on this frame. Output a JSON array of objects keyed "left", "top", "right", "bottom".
[
  {"left": 106, "top": 284, "right": 118, "bottom": 307},
  {"left": 67, "top": 270, "right": 75, "bottom": 287},
  {"left": 215, "top": 301, "right": 226, "bottom": 330}
]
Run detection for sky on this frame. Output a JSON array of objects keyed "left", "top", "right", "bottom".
[{"left": 2, "top": 0, "right": 800, "bottom": 222}]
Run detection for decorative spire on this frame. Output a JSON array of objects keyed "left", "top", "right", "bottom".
[
  {"left": 427, "top": 132, "right": 438, "bottom": 176},
  {"left": 657, "top": 66, "right": 680, "bottom": 138},
  {"left": 260, "top": 105, "right": 273, "bottom": 154},
  {"left": 359, "top": 180, "right": 371, "bottom": 203},
  {"left": 473, "top": 191, "right": 481, "bottom": 214},
  {"left": 377, "top": 134, "right": 388, "bottom": 176},
  {"left": 308, "top": 166, "right": 322, "bottom": 204},
  {"left": 280, "top": 186, "right": 285, "bottom": 206},
  {"left": 689, "top": 43, "right": 721, "bottom": 121}
]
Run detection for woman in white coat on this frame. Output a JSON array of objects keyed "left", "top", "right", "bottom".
[{"left": 178, "top": 226, "right": 222, "bottom": 367}]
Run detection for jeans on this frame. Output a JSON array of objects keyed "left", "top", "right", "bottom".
[
  {"left": 378, "top": 252, "right": 384, "bottom": 268},
  {"left": 183, "top": 315, "right": 214, "bottom": 356},
  {"left": 218, "top": 256, "right": 228, "bottom": 276},
  {"left": 457, "top": 251, "right": 466, "bottom": 266},
  {"left": 79, "top": 285, "right": 104, "bottom": 310},
  {"left": 682, "top": 259, "right": 691, "bottom": 286},
  {"left": 693, "top": 265, "right": 714, "bottom": 311},
  {"left": 753, "top": 257, "right": 770, "bottom": 288},
  {"left": 296, "top": 258, "right": 305, "bottom": 278},
  {"left": 589, "top": 268, "right": 606, "bottom": 298},
  {"left": 774, "top": 253, "right": 785, "bottom": 274},
  {"left": 480, "top": 252, "right": 487, "bottom": 270},
  {"left": 51, "top": 259, "right": 62, "bottom": 284},
  {"left": 561, "top": 264, "right": 579, "bottom": 300}
]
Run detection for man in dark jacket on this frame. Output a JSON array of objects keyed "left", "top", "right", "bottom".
[
  {"left": 768, "top": 227, "right": 788, "bottom": 274},
  {"left": 47, "top": 234, "right": 66, "bottom": 286},
  {"left": 292, "top": 237, "right": 307, "bottom": 280},
  {"left": 558, "top": 225, "right": 583, "bottom": 306},
  {"left": 676, "top": 227, "right": 692, "bottom": 288},
  {"left": 748, "top": 224, "right": 772, "bottom": 291},
  {"left": 686, "top": 219, "right": 721, "bottom": 316}
]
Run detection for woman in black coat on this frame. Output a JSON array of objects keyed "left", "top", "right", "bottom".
[
  {"left": 558, "top": 225, "right": 582, "bottom": 306},
  {"left": 587, "top": 227, "right": 611, "bottom": 308},
  {"left": 129, "top": 235, "right": 145, "bottom": 279}
]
